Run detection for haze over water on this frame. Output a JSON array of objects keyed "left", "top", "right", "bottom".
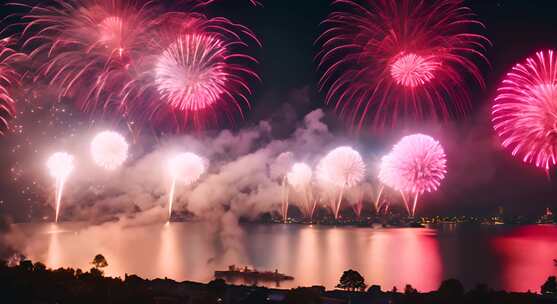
[{"left": 13, "top": 222, "right": 557, "bottom": 292}]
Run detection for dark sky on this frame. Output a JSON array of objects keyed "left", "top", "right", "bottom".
[{"left": 2, "top": 0, "right": 557, "bottom": 220}]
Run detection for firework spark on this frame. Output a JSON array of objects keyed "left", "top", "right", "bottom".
[
  {"left": 492, "top": 50, "right": 557, "bottom": 172},
  {"left": 379, "top": 134, "right": 447, "bottom": 216},
  {"left": 91, "top": 131, "right": 128, "bottom": 170},
  {"left": 122, "top": 13, "right": 260, "bottom": 130},
  {"left": 167, "top": 152, "right": 205, "bottom": 220},
  {"left": 317, "top": 0, "right": 489, "bottom": 129},
  {"left": 47, "top": 152, "right": 74, "bottom": 222},
  {"left": 0, "top": 37, "right": 26, "bottom": 135},
  {"left": 317, "top": 146, "right": 365, "bottom": 219},
  {"left": 287, "top": 162, "right": 317, "bottom": 220},
  {"left": 19, "top": 0, "right": 157, "bottom": 113}
]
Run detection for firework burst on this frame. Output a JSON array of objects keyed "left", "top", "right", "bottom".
[
  {"left": 19, "top": 0, "right": 157, "bottom": 112},
  {"left": 317, "top": 146, "right": 365, "bottom": 219},
  {"left": 91, "top": 130, "right": 129, "bottom": 170},
  {"left": 121, "top": 13, "right": 260, "bottom": 130},
  {"left": 317, "top": 0, "right": 489, "bottom": 129},
  {"left": 492, "top": 50, "right": 557, "bottom": 172},
  {"left": 47, "top": 152, "right": 75, "bottom": 222},
  {"left": 379, "top": 134, "right": 447, "bottom": 216},
  {"left": 287, "top": 162, "right": 317, "bottom": 220},
  {"left": 0, "top": 37, "right": 26, "bottom": 135},
  {"left": 167, "top": 152, "right": 205, "bottom": 220}
]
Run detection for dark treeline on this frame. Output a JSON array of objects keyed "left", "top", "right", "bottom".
[{"left": 2, "top": 258, "right": 557, "bottom": 304}]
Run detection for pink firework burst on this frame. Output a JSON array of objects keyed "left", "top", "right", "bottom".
[
  {"left": 492, "top": 50, "right": 557, "bottom": 172},
  {"left": 0, "top": 37, "right": 26, "bottom": 135},
  {"left": 379, "top": 134, "right": 446, "bottom": 216},
  {"left": 19, "top": 0, "right": 157, "bottom": 112},
  {"left": 121, "top": 13, "right": 260, "bottom": 130},
  {"left": 154, "top": 34, "right": 228, "bottom": 112},
  {"left": 317, "top": 146, "right": 365, "bottom": 219},
  {"left": 317, "top": 0, "right": 490, "bottom": 129}
]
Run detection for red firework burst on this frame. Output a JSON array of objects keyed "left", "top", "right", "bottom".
[
  {"left": 121, "top": 13, "right": 260, "bottom": 129},
  {"left": 317, "top": 0, "right": 490, "bottom": 129},
  {"left": 492, "top": 50, "right": 557, "bottom": 172},
  {"left": 19, "top": 0, "right": 158, "bottom": 112},
  {"left": 0, "top": 37, "right": 26, "bottom": 135}
]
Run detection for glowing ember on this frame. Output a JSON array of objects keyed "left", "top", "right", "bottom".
[{"left": 91, "top": 131, "right": 128, "bottom": 170}]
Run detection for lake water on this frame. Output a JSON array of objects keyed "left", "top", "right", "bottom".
[{"left": 12, "top": 222, "right": 557, "bottom": 292}]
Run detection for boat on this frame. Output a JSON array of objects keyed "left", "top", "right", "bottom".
[{"left": 214, "top": 265, "right": 294, "bottom": 284}]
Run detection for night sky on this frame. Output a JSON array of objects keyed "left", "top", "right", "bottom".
[{"left": 2, "top": 0, "right": 557, "bottom": 221}]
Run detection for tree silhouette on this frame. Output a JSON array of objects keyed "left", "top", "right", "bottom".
[
  {"left": 438, "top": 278, "right": 464, "bottom": 299},
  {"left": 542, "top": 276, "right": 557, "bottom": 294},
  {"left": 404, "top": 284, "right": 417, "bottom": 294},
  {"left": 91, "top": 254, "right": 108, "bottom": 270},
  {"left": 336, "top": 269, "right": 366, "bottom": 291}
]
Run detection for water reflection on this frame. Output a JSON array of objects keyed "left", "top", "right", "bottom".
[
  {"left": 13, "top": 222, "right": 557, "bottom": 292},
  {"left": 158, "top": 223, "right": 182, "bottom": 279},
  {"left": 492, "top": 225, "right": 557, "bottom": 292}
]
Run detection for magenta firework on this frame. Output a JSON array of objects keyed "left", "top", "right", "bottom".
[
  {"left": 121, "top": 12, "right": 260, "bottom": 129},
  {"left": 317, "top": 0, "right": 489, "bottom": 129},
  {"left": 18, "top": 0, "right": 260, "bottom": 130},
  {"left": 379, "top": 134, "right": 447, "bottom": 216},
  {"left": 0, "top": 37, "right": 25, "bottom": 135},
  {"left": 492, "top": 50, "right": 557, "bottom": 172},
  {"left": 19, "top": 0, "right": 157, "bottom": 113}
]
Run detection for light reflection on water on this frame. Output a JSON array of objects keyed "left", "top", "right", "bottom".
[{"left": 14, "top": 222, "right": 557, "bottom": 292}]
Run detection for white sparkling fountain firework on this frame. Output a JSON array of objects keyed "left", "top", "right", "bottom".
[
  {"left": 47, "top": 152, "right": 75, "bottom": 222},
  {"left": 167, "top": 152, "right": 205, "bottom": 221},
  {"left": 287, "top": 162, "right": 317, "bottom": 221},
  {"left": 317, "top": 146, "right": 365, "bottom": 220}
]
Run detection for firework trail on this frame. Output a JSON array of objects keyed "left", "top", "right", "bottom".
[
  {"left": 271, "top": 152, "right": 293, "bottom": 222},
  {"left": 317, "top": 146, "right": 365, "bottom": 219},
  {"left": 121, "top": 12, "right": 260, "bottom": 130},
  {"left": 351, "top": 189, "right": 364, "bottom": 219},
  {"left": 18, "top": 0, "right": 158, "bottom": 113},
  {"left": 91, "top": 131, "right": 129, "bottom": 170},
  {"left": 317, "top": 0, "right": 489, "bottom": 129},
  {"left": 492, "top": 50, "right": 557, "bottom": 173},
  {"left": 47, "top": 152, "right": 74, "bottom": 222},
  {"left": 167, "top": 152, "right": 205, "bottom": 221},
  {"left": 379, "top": 134, "right": 447, "bottom": 216},
  {"left": 0, "top": 37, "right": 26, "bottom": 135},
  {"left": 287, "top": 162, "right": 317, "bottom": 221}
]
